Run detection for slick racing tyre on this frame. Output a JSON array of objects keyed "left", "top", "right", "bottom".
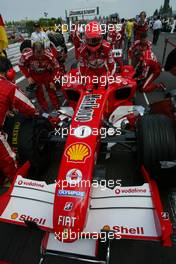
[
  {"left": 137, "top": 114, "right": 176, "bottom": 170},
  {"left": 48, "top": 33, "right": 66, "bottom": 48},
  {"left": 48, "top": 33, "right": 60, "bottom": 48},
  {"left": 55, "top": 32, "right": 66, "bottom": 46},
  {"left": 20, "top": 39, "right": 32, "bottom": 53},
  {"left": 3, "top": 114, "right": 54, "bottom": 174}
]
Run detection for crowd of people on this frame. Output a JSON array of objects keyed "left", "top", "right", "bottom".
[
  {"left": 0, "top": 10, "right": 176, "bottom": 186},
  {"left": 150, "top": 16, "right": 176, "bottom": 33}
]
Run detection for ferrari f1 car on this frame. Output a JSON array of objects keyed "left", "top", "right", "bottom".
[{"left": 0, "top": 65, "right": 176, "bottom": 264}]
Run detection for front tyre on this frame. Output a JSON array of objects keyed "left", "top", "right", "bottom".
[{"left": 137, "top": 114, "right": 176, "bottom": 170}]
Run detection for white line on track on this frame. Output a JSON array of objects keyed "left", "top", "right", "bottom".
[
  {"left": 16, "top": 76, "right": 25, "bottom": 84},
  {"left": 143, "top": 92, "right": 150, "bottom": 105},
  {"left": 67, "top": 46, "right": 74, "bottom": 52},
  {"left": 14, "top": 65, "right": 19, "bottom": 72},
  {"left": 15, "top": 45, "right": 74, "bottom": 84}
]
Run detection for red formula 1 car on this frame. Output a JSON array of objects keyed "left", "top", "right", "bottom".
[{"left": 0, "top": 65, "right": 176, "bottom": 263}]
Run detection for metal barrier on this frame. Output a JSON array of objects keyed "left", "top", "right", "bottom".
[
  {"left": 6, "top": 42, "right": 21, "bottom": 66},
  {"left": 162, "top": 38, "right": 176, "bottom": 66},
  {"left": 63, "top": 32, "right": 69, "bottom": 43}
]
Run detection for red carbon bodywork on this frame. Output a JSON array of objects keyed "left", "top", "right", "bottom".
[{"left": 53, "top": 68, "right": 137, "bottom": 242}]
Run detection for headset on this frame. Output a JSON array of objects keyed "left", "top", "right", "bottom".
[{"left": 0, "top": 57, "right": 16, "bottom": 82}]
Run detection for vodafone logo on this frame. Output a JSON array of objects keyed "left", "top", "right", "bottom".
[
  {"left": 115, "top": 189, "right": 121, "bottom": 195},
  {"left": 115, "top": 187, "right": 147, "bottom": 195},
  {"left": 17, "top": 180, "right": 44, "bottom": 188},
  {"left": 66, "top": 169, "right": 82, "bottom": 185}
]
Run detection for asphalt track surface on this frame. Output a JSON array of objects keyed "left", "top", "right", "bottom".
[{"left": 0, "top": 32, "right": 176, "bottom": 264}]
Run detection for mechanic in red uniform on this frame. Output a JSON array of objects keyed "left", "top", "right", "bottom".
[
  {"left": 128, "top": 33, "right": 162, "bottom": 93},
  {"left": 134, "top": 11, "right": 148, "bottom": 41},
  {"left": 0, "top": 57, "right": 36, "bottom": 183},
  {"left": 119, "top": 18, "right": 126, "bottom": 49},
  {"left": 107, "top": 18, "right": 124, "bottom": 71},
  {"left": 135, "top": 49, "right": 163, "bottom": 93},
  {"left": 78, "top": 21, "right": 116, "bottom": 79},
  {"left": 128, "top": 32, "right": 152, "bottom": 66},
  {"left": 107, "top": 24, "right": 122, "bottom": 49},
  {"left": 107, "top": 14, "right": 125, "bottom": 49},
  {"left": 19, "top": 41, "right": 60, "bottom": 112}
]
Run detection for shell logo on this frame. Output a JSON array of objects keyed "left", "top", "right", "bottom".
[
  {"left": 65, "top": 143, "right": 91, "bottom": 163},
  {"left": 102, "top": 225, "right": 111, "bottom": 231},
  {"left": 11, "top": 212, "right": 18, "bottom": 220}
]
